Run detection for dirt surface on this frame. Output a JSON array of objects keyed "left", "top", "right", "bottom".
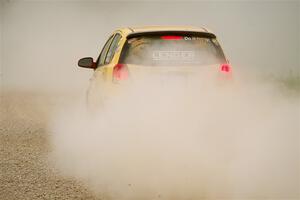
[
  {"left": 0, "top": 90, "right": 101, "bottom": 200},
  {"left": 1, "top": 88, "right": 299, "bottom": 200}
]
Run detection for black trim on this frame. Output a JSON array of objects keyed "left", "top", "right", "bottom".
[{"left": 127, "top": 31, "right": 216, "bottom": 39}]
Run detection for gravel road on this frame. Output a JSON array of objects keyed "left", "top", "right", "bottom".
[
  {"left": 1, "top": 89, "right": 299, "bottom": 200},
  {"left": 0, "top": 90, "right": 101, "bottom": 200}
]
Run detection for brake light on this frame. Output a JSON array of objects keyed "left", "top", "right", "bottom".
[
  {"left": 113, "top": 63, "right": 128, "bottom": 81},
  {"left": 220, "top": 63, "right": 231, "bottom": 73},
  {"left": 160, "top": 35, "right": 183, "bottom": 40}
]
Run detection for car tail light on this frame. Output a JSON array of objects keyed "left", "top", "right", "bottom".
[
  {"left": 113, "top": 63, "right": 128, "bottom": 81},
  {"left": 220, "top": 63, "right": 231, "bottom": 73},
  {"left": 160, "top": 35, "right": 183, "bottom": 40}
]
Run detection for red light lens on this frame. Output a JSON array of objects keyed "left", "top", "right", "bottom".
[
  {"left": 113, "top": 63, "right": 128, "bottom": 81},
  {"left": 220, "top": 63, "right": 231, "bottom": 73},
  {"left": 160, "top": 35, "right": 183, "bottom": 40}
]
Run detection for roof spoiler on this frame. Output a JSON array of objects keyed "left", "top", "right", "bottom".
[{"left": 127, "top": 31, "right": 216, "bottom": 39}]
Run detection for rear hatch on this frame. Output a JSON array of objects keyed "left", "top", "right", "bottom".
[{"left": 113, "top": 31, "right": 231, "bottom": 90}]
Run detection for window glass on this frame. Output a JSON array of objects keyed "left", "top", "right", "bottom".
[
  {"left": 98, "top": 35, "right": 114, "bottom": 67},
  {"left": 119, "top": 34, "right": 226, "bottom": 66},
  {"left": 105, "top": 34, "right": 122, "bottom": 64}
]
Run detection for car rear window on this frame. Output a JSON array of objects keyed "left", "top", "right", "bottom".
[{"left": 119, "top": 34, "right": 226, "bottom": 66}]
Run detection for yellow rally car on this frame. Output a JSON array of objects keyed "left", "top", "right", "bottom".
[{"left": 78, "top": 26, "right": 231, "bottom": 108}]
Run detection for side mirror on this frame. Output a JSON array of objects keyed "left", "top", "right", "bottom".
[{"left": 78, "top": 57, "right": 96, "bottom": 69}]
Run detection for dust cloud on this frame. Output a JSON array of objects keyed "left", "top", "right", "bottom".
[
  {"left": 49, "top": 70, "right": 299, "bottom": 200},
  {"left": 1, "top": 1, "right": 299, "bottom": 200}
]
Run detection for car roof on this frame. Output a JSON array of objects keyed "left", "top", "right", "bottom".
[{"left": 117, "top": 26, "right": 214, "bottom": 37}]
